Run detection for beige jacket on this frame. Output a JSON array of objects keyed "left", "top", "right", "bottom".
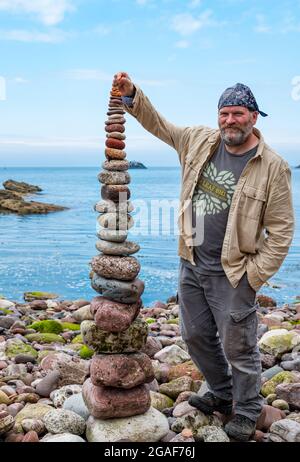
[{"left": 124, "top": 85, "right": 295, "bottom": 292}]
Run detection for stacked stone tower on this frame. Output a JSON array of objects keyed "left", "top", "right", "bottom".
[{"left": 81, "top": 82, "right": 154, "bottom": 419}]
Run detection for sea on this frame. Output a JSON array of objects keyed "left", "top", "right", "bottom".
[{"left": 0, "top": 166, "right": 299, "bottom": 306}]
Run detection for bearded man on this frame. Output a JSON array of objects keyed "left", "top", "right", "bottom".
[{"left": 114, "top": 73, "right": 294, "bottom": 441}]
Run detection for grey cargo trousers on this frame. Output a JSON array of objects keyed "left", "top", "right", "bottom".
[{"left": 178, "top": 262, "right": 263, "bottom": 421}]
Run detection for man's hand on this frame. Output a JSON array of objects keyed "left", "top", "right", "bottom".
[{"left": 113, "top": 72, "right": 135, "bottom": 97}]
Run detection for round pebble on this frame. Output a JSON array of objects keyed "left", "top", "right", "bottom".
[
  {"left": 98, "top": 170, "right": 130, "bottom": 185},
  {"left": 105, "top": 124, "right": 125, "bottom": 134},
  {"left": 102, "top": 160, "right": 129, "bottom": 171},
  {"left": 43, "top": 409, "right": 86, "bottom": 435},
  {"left": 105, "top": 147, "right": 126, "bottom": 160},
  {"left": 101, "top": 185, "right": 130, "bottom": 202},
  {"left": 272, "top": 399, "right": 290, "bottom": 410},
  {"left": 105, "top": 138, "right": 126, "bottom": 150},
  {"left": 106, "top": 132, "right": 126, "bottom": 140}
]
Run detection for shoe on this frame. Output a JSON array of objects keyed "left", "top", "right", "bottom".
[
  {"left": 224, "top": 414, "right": 256, "bottom": 441},
  {"left": 188, "top": 391, "right": 233, "bottom": 415}
]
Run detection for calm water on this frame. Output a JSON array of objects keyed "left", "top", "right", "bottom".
[{"left": 0, "top": 166, "right": 299, "bottom": 306}]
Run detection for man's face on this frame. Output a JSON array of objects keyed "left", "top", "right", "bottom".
[{"left": 218, "top": 106, "right": 258, "bottom": 146}]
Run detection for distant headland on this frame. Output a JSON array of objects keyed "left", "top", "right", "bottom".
[{"left": 128, "top": 161, "right": 147, "bottom": 169}]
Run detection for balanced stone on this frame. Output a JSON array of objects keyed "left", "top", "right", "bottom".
[
  {"left": 91, "top": 274, "right": 144, "bottom": 303},
  {"left": 94, "top": 199, "right": 133, "bottom": 213},
  {"left": 97, "top": 229, "right": 128, "bottom": 243},
  {"left": 109, "top": 97, "right": 123, "bottom": 103},
  {"left": 105, "top": 138, "right": 126, "bottom": 150},
  {"left": 110, "top": 92, "right": 122, "bottom": 99},
  {"left": 105, "top": 147, "right": 126, "bottom": 160},
  {"left": 97, "top": 213, "right": 134, "bottom": 230},
  {"left": 86, "top": 407, "right": 169, "bottom": 443},
  {"left": 98, "top": 170, "right": 130, "bottom": 185},
  {"left": 108, "top": 103, "right": 123, "bottom": 109},
  {"left": 102, "top": 160, "right": 129, "bottom": 171},
  {"left": 106, "top": 132, "right": 126, "bottom": 140},
  {"left": 82, "top": 378, "right": 151, "bottom": 419},
  {"left": 91, "top": 296, "right": 141, "bottom": 332},
  {"left": 90, "top": 353, "right": 154, "bottom": 388},
  {"left": 91, "top": 255, "right": 140, "bottom": 281},
  {"left": 96, "top": 239, "right": 139, "bottom": 255},
  {"left": 105, "top": 124, "right": 125, "bottom": 134},
  {"left": 81, "top": 317, "right": 148, "bottom": 353},
  {"left": 105, "top": 118, "right": 126, "bottom": 125},
  {"left": 108, "top": 113, "right": 126, "bottom": 119},
  {"left": 107, "top": 110, "right": 125, "bottom": 116},
  {"left": 101, "top": 185, "right": 130, "bottom": 202}
]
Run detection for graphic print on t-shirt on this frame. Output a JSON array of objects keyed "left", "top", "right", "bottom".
[{"left": 193, "top": 161, "right": 236, "bottom": 217}]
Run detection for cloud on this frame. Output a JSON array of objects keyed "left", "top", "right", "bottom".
[
  {"left": 93, "top": 24, "right": 111, "bottom": 36},
  {"left": 175, "top": 40, "right": 190, "bottom": 49},
  {"left": 281, "top": 12, "right": 300, "bottom": 33},
  {"left": 12, "top": 76, "right": 29, "bottom": 83},
  {"left": 0, "top": 28, "right": 69, "bottom": 42},
  {"left": 188, "top": 0, "right": 202, "bottom": 8},
  {"left": 254, "top": 14, "right": 271, "bottom": 34},
  {"left": 0, "top": 0, "right": 74, "bottom": 26},
  {"left": 170, "top": 10, "right": 220, "bottom": 36}
]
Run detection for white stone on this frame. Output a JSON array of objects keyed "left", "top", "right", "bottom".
[
  {"left": 72, "top": 305, "right": 93, "bottom": 322},
  {"left": 86, "top": 406, "right": 169, "bottom": 442},
  {"left": 264, "top": 314, "right": 284, "bottom": 322},
  {"left": 46, "top": 300, "right": 59, "bottom": 309},
  {"left": 41, "top": 433, "right": 85, "bottom": 442},
  {"left": 270, "top": 418, "right": 300, "bottom": 442},
  {"left": 154, "top": 345, "right": 190, "bottom": 365},
  {"left": 201, "top": 426, "right": 230, "bottom": 442},
  {"left": 173, "top": 401, "right": 195, "bottom": 418},
  {"left": 0, "top": 342, "right": 7, "bottom": 361},
  {"left": 43, "top": 409, "right": 86, "bottom": 435},
  {"left": 63, "top": 393, "right": 90, "bottom": 420},
  {"left": 0, "top": 300, "right": 15, "bottom": 309},
  {"left": 50, "top": 384, "right": 82, "bottom": 408}
]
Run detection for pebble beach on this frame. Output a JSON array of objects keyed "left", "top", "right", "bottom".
[{"left": 1, "top": 290, "right": 300, "bottom": 443}]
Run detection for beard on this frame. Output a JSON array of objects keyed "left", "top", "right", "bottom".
[{"left": 220, "top": 120, "right": 253, "bottom": 146}]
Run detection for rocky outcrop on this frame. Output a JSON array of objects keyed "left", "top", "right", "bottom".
[{"left": 0, "top": 180, "right": 68, "bottom": 215}]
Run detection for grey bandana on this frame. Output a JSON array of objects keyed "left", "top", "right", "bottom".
[{"left": 218, "top": 83, "right": 268, "bottom": 117}]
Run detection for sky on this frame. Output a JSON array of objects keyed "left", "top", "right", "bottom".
[{"left": 0, "top": 0, "right": 299, "bottom": 167}]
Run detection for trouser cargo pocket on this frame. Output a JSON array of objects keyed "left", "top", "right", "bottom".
[{"left": 228, "top": 304, "right": 259, "bottom": 357}]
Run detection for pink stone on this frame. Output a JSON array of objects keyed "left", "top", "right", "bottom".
[
  {"left": 153, "top": 301, "right": 168, "bottom": 309},
  {"left": 90, "top": 353, "right": 154, "bottom": 389},
  {"left": 256, "top": 404, "right": 286, "bottom": 432},
  {"left": 140, "top": 336, "right": 163, "bottom": 358},
  {"left": 82, "top": 378, "right": 151, "bottom": 419},
  {"left": 275, "top": 383, "right": 300, "bottom": 409},
  {"left": 253, "top": 430, "right": 267, "bottom": 442},
  {"left": 0, "top": 361, "right": 8, "bottom": 370},
  {"left": 22, "top": 431, "right": 40, "bottom": 442},
  {"left": 91, "top": 296, "right": 141, "bottom": 332},
  {"left": 5, "top": 433, "right": 24, "bottom": 442},
  {"left": 106, "top": 138, "right": 126, "bottom": 150}
]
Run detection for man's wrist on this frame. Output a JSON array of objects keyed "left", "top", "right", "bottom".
[
  {"left": 128, "top": 85, "right": 136, "bottom": 98},
  {"left": 122, "top": 85, "right": 136, "bottom": 107}
]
